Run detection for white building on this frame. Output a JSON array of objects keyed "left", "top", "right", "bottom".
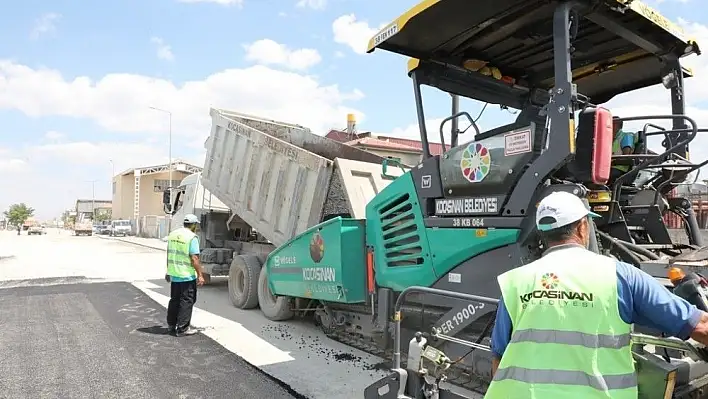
[{"left": 112, "top": 160, "right": 202, "bottom": 221}]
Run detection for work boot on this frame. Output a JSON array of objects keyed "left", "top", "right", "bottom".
[
  {"left": 175, "top": 326, "right": 199, "bottom": 337},
  {"left": 167, "top": 325, "right": 176, "bottom": 335}
]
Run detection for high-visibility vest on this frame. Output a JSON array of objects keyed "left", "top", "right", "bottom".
[
  {"left": 485, "top": 246, "right": 637, "bottom": 399},
  {"left": 612, "top": 131, "right": 636, "bottom": 173},
  {"left": 167, "top": 227, "right": 197, "bottom": 279}
]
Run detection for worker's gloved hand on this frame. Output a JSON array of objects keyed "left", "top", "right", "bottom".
[{"left": 164, "top": 274, "right": 171, "bottom": 283}]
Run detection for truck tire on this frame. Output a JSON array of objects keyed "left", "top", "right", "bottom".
[
  {"left": 228, "top": 255, "right": 261, "bottom": 309},
  {"left": 257, "top": 267, "right": 293, "bottom": 321}
]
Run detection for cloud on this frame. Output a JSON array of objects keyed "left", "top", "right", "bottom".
[
  {"left": 28, "top": 141, "right": 171, "bottom": 170},
  {"left": 332, "top": 14, "right": 383, "bottom": 54},
  {"left": 296, "top": 0, "right": 327, "bottom": 10},
  {"left": 0, "top": 58, "right": 367, "bottom": 217},
  {"left": 43, "top": 130, "right": 65, "bottom": 141},
  {"left": 30, "top": 13, "right": 61, "bottom": 40},
  {"left": 0, "top": 60, "right": 364, "bottom": 139},
  {"left": 150, "top": 37, "right": 175, "bottom": 61},
  {"left": 0, "top": 159, "right": 25, "bottom": 171},
  {"left": 243, "top": 39, "right": 322, "bottom": 70},
  {"left": 176, "top": 0, "right": 243, "bottom": 5},
  {"left": 0, "top": 139, "right": 206, "bottom": 218},
  {"left": 0, "top": 147, "right": 26, "bottom": 172}
]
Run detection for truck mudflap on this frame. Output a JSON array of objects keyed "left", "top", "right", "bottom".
[{"left": 364, "top": 286, "right": 708, "bottom": 399}]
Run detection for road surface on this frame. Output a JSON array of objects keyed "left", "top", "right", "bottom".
[{"left": 0, "top": 229, "right": 389, "bottom": 399}]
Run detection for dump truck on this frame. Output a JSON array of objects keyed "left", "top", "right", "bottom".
[
  {"left": 22, "top": 217, "right": 35, "bottom": 231},
  {"left": 165, "top": 109, "right": 405, "bottom": 289},
  {"left": 73, "top": 214, "right": 93, "bottom": 236}
]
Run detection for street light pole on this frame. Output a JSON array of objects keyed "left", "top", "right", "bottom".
[
  {"left": 108, "top": 159, "right": 115, "bottom": 222},
  {"left": 109, "top": 158, "right": 115, "bottom": 189},
  {"left": 87, "top": 180, "right": 97, "bottom": 222},
  {"left": 149, "top": 106, "right": 173, "bottom": 235}
]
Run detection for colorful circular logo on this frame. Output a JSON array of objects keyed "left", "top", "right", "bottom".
[
  {"left": 541, "top": 273, "right": 559, "bottom": 289},
  {"left": 460, "top": 143, "right": 491, "bottom": 183},
  {"left": 309, "top": 231, "right": 324, "bottom": 263}
]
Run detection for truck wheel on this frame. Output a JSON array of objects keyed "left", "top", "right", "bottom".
[
  {"left": 257, "top": 267, "right": 293, "bottom": 321},
  {"left": 228, "top": 255, "right": 260, "bottom": 309}
]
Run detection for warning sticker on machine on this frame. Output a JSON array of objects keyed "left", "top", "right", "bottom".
[{"left": 504, "top": 129, "right": 532, "bottom": 156}]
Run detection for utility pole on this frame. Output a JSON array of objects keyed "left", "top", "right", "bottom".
[
  {"left": 149, "top": 106, "right": 173, "bottom": 235},
  {"left": 109, "top": 159, "right": 115, "bottom": 221},
  {"left": 109, "top": 159, "right": 115, "bottom": 184},
  {"left": 87, "top": 180, "right": 98, "bottom": 222}
]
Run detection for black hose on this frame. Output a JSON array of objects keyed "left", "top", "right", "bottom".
[
  {"left": 596, "top": 230, "right": 660, "bottom": 260},
  {"left": 597, "top": 231, "right": 643, "bottom": 266}
]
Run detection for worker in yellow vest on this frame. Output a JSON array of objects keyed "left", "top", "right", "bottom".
[
  {"left": 165, "top": 214, "right": 205, "bottom": 337},
  {"left": 486, "top": 191, "right": 708, "bottom": 399},
  {"left": 610, "top": 117, "right": 638, "bottom": 184}
]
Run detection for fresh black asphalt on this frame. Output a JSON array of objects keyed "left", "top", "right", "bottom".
[{"left": 0, "top": 279, "right": 305, "bottom": 399}]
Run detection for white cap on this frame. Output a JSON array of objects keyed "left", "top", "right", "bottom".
[
  {"left": 184, "top": 214, "right": 200, "bottom": 224},
  {"left": 536, "top": 191, "right": 600, "bottom": 231}
]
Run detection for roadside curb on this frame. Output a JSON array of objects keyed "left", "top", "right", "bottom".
[{"left": 98, "top": 235, "right": 166, "bottom": 252}]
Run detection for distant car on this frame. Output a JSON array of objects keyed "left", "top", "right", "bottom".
[
  {"left": 110, "top": 220, "right": 131, "bottom": 237},
  {"left": 99, "top": 225, "right": 112, "bottom": 235},
  {"left": 28, "top": 225, "right": 46, "bottom": 235}
]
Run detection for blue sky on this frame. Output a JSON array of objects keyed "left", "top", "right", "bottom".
[{"left": 0, "top": 0, "right": 705, "bottom": 219}]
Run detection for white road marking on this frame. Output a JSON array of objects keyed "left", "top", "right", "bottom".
[
  {"left": 137, "top": 281, "right": 161, "bottom": 289},
  {"left": 132, "top": 280, "right": 295, "bottom": 367}
]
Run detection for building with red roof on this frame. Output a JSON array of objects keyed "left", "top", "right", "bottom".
[{"left": 325, "top": 127, "right": 444, "bottom": 166}]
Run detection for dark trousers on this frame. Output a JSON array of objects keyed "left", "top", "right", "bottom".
[{"left": 166, "top": 280, "right": 197, "bottom": 332}]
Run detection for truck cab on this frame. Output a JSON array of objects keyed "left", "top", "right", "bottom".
[{"left": 165, "top": 172, "right": 230, "bottom": 233}]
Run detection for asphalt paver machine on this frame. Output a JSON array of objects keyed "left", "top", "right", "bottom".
[{"left": 362, "top": 0, "right": 708, "bottom": 397}]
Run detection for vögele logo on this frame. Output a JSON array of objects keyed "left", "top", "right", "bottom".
[{"left": 309, "top": 231, "right": 324, "bottom": 263}]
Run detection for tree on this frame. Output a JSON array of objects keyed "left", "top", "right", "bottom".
[
  {"left": 4, "top": 203, "right": 35, "bottom": 227},
  {"left": 95, "top": 209, "right": 112, "bottom": 223}
]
